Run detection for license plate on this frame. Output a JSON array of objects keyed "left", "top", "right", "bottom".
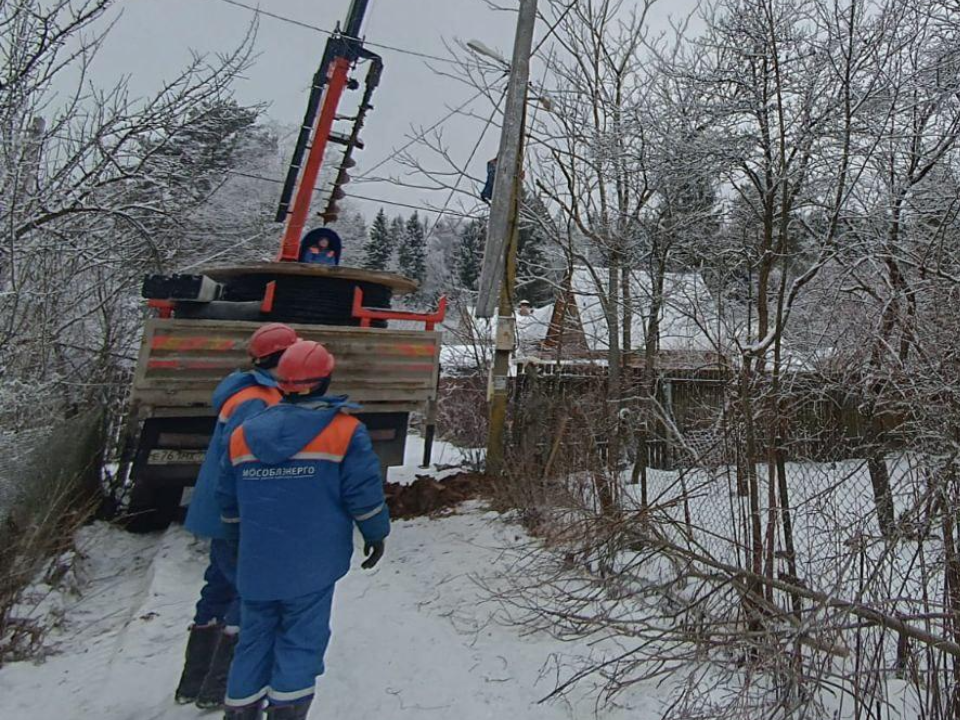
[{"left": 148, "top": 449, "right": 206, "bottom": 465}]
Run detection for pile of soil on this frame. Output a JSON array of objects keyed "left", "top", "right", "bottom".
[{"left": 385, "top": 473, "right": 487, "bottom": 519}]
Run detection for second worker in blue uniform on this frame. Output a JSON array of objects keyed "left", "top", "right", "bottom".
[{"left": 218, "top": 339, "right": 390, "bottom": 720}]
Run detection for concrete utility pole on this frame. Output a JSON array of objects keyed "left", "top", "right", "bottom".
[
  {"left": 476, "top": 0, "right": 538, "bottom": 474},
  {"left": 476, "top": 0, "right": 538, "bottom": 319}
]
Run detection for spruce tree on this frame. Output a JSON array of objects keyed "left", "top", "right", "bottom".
[
  {"left": 455, "top": 218, "right": 486, "bottom": 291},
  {"left": 398, "top": 212, "right": 427, "bottom": 284},
  {"left": 389, "top": 216, "right": 405, "bottom": 255},
  {"left": 362, "top": 208, "right": 392, "bottom": 270}
]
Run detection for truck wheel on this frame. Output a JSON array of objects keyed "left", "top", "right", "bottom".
[{"left": 124, "top": 486, "right": 184, "bottom": 534}]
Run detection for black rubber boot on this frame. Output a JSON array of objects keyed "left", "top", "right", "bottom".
[
  {"left": 223, "top": 701, "right": 263, "bottom": 720},
  {"left": 196, "top": 630, "right": 239, "bottom": 709},
  {"left": 266, "top": 697, "right": 312, "bottom": 719},
  {"left": 174, "top": 623, "right": 221, "bottom": 704}
]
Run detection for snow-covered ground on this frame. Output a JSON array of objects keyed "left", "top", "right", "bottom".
[
  {"left": 0, "top": 439, "right": 929, "bottom": 720},
  {"left": 0, "top": 505, "right": 665, "bottom": 720},
  {"left": 384, "top": 434, "right": 478, "bottom": 486}
]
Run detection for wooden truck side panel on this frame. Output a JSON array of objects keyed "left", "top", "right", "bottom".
[
  {"left": 121, "top": 318, "right": 440, "bottom": 530},
  {"left": 130, "top": 318, "right": 440, "bottom": 414}
]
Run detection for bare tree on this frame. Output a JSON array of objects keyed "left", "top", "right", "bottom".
[{"left": 0, "top": 0, "right": 256, "bottom": 428}]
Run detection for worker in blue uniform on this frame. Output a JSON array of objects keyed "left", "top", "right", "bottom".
[
  {"left": 218, "top": 340, "right": 390, "bottom": 720},
  {"left": 480, "top": 156, "right": 497, "bottom": 203},
  {"left": 299, "top": 227, "right": 342, "bottom": 265},
  {"left": 175, "top": 323, "right": 300, "bottom": 709}
]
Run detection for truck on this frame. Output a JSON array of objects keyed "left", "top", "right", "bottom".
[{"left": 115, "top": 0, "right": 444, "bottom": 531}]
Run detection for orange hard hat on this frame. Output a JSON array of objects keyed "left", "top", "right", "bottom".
[
  {"left": 276, "top": 340, "right": 336, "bottom": 394},
  {"left": 248, "top": 323, "right": 299, "bottom": 360}
]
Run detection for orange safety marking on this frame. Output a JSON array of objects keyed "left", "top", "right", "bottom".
[
  {"left": 152, "top": 335, "right": 243, "bottom": 352},
  {"left": 148, "top": 300, "right": 174, "bottom": 319},
  {"left": 182, "top": 360, "right": 237, "bottom": 370},
  {"left": 229, "top": 426, "right": 255, "bottom": 464},
  {"left": 261, "top": 281, "right": 277, "bottom": 314},
  {"left": 298, "top": 414, "right": 359, "bottom": 458},
  {"left": 394, "top": 344, "right": 437, "bottom": 357},
  {"left": 220, "top": 386, "right": 282, "bottom": 423}
]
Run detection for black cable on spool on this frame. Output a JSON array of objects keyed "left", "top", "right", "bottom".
[
  {"left": 218, "top": 273, "right": 393, "bottom": 327},
  {"left": 269, "top": 276, "right": 391, "bottom": 327},
  {"left": 174, "top": 301, "right": 263, "bottom": 321},
  {"left": 221, "top": 274, "right": 272, "bottom": 302}
]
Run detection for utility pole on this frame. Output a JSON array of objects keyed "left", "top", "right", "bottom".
[{"left": 476, "top": 0, "right": 538, "bottom": 474}]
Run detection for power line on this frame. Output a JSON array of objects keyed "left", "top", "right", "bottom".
[
  {"left": 356, "top": 88, "right": 489, "bottom": 180},
  {"left": 531, "top": 0, "right": 578, "bottom": 58},
  {"left": 211, "top": 0, "right": 459, "bottom": 66},
  {"left": 224, "top": 168, "right": 478, "bottom": 218},
  {"left": 423, "top": 85, "right": 507, "bottom": 244},
  {"left": 178, "top": 232, "right": 266, "bottom": 271}
]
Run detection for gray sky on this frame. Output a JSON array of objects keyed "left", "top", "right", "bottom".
[{"left": 91, "top": 0, "right": 700, "bottom": 219}]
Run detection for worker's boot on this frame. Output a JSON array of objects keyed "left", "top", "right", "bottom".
[
  {"left": 266, "top": 698, "right": 312, "bottom": 719},
  {"left": 174, "top": 623, "right": 220, "bottom": 704},
  {"left": 223, "top": 702, "right": 263, "bottom": 720},
  {"left": 196, "top": 630, "right": 240, "bottom": 709}
]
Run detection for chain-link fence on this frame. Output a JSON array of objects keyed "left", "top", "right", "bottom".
[{"left": 501, "top": 366, "right": 960, "bottom": 718}]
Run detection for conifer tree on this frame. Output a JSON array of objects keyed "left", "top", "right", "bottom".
[
  {"left": 388, "top": 216, "right": 405, "bottom": 257},
  {"left": 455, "top": 218, "right": 486, "bottom": 291},
  {"left": 398, "top": 212, "right": 427, "bottom": 284},
  {"left": 362, "top": 208, "right": 392, "bottom": 270}
]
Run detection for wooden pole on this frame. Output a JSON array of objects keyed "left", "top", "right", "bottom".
[
  {"left": 480, "top": 0, "right": 538, "bottom": 474},
  {"left": 475, "top": 0, "right": 539, "bottom": 319}
]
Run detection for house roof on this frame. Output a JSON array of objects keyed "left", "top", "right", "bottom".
[{"left": 567, "top": 266, "right": 718, "bottom": 353}]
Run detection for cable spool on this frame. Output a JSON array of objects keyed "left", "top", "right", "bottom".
[
  {"left": 219, "top": 272, "right": 391, "bottom": 327},
  {"left": 270, "top": 275, "right": 390, "bottom": 326}
]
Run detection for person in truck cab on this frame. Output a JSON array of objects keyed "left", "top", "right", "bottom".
[
  {"left": 298, "top": 227, "right": 341, "bottom": 265},
  {"left": 175, "top": 323, "right": 300, "bottom": 710},
  {"left": 217, "top": 340, "right": 390, "bottom": 720}
]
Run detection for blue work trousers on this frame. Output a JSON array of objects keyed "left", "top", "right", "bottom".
[
  {"left": 193, "top": 537, "right": 240, "bottom": 628},
  {"left": 225, "top": 586, "right": 335, "bottom": 707}
]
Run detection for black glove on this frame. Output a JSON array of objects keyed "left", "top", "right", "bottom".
[{"left": 361, "top": 540, "right": 385, "bottom": 570}]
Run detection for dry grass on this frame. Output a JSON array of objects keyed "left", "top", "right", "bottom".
[{"left": 0, "top": 409, "right": 104, "bottom": 665}]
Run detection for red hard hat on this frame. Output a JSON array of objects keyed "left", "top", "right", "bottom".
[
  {"left": 276, "top": 340, "right": 336, "bottom": 394},
  {"left": 248, "top": 323, "right": 299, "bottom": 360}
]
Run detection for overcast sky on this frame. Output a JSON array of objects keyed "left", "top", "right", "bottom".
[{"left": 90, "top": 0, "right": 699, "bottom": 219}]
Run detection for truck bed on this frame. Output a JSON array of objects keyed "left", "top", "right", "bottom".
[
  {"left": 130, "top": 318, "right": 440, "bottom": 415},
  {"left": 119, "top": 317, "right": 442, "bottom": 531}
]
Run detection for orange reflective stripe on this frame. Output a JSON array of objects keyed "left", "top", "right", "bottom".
[
  {"left": 292, "top": 414, "right": 359, "bottom": 463},
  {"left": 152, "top": 335, "right": 243, "bottom": 352},
  {"left": 229, "top": 426, "right": 256, "bottom": 465},
  {"left": 219, "top": 386, "right": 282, "bottom": 423}
]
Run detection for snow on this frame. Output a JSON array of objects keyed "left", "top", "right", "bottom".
[
  {"left": 0, "top": 434, "right": 928, "bottom": 720},
  {"left": 568, "top": 265, "right": 718, "bottom": 353},
  {"left": 439, "top": 343, "right": 490, "bottom": 374},
  {"left": 385, "top": 434, "right": 477, "bottom": 485},
  {"left": 515, "top": 305, "right": 553, "bottom": 350},
  {"left": 0, "top": 507, "right": 662, "bottom": 720},
  {"left": 439, "top": 304, "right": 553, "bottom": 374}
]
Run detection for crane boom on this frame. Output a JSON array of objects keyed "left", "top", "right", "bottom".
[{"left": 277, "top": 0, "right": 376, "bottom": 261}]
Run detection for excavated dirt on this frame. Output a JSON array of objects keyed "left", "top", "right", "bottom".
[{"left": 385, "top": 472, "right": 487, "bottom": 519}]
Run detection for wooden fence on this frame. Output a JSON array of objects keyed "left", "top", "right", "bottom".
[{"left": 511, "top": 363, "right": 895, "bottom": 471}]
